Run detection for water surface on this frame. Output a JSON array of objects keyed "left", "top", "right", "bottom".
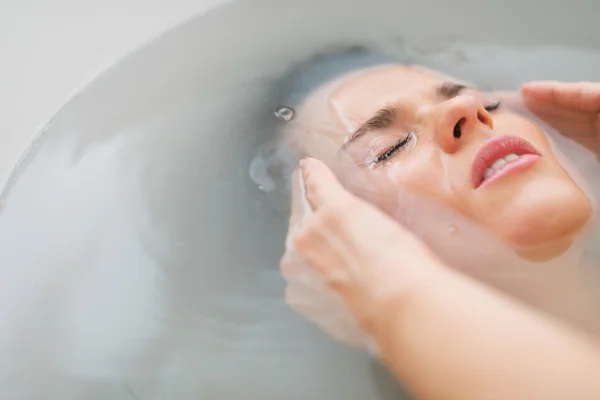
[{"left": 1, "top": 0, "right": 599, "bottom": 399}]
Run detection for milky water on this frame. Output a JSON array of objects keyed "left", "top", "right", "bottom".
[{"left": 1, "top": 0, "right": 600, "bottom": 399}]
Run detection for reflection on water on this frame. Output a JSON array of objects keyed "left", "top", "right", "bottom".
[{"left": 1, "top": 0, "right": 600, "bottom": 398}]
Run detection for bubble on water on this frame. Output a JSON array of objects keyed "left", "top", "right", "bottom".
[{"left": 274, "top": 106, "right": 295, "bottom": 122}]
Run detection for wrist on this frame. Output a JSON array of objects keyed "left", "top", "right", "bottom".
[{"left": 363, "top": 244, "right": 446, "bottom": 342}]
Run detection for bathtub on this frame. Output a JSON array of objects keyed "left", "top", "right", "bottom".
[{"left": 1, "top": 0, "right": 599, "bottom": 399}]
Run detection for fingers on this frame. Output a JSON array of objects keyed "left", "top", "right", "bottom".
[
  {"left": 533, "top": 113, "right": 597, "bottom": 138},
  {"left": 521, "top": 81, "right": 600, "bottom": 113},
  {"left": 519, "top": 81, "right": 600, "bottom": 138},
  {"left": 299, "top": 157, "right": 353, "bottom": 212}
]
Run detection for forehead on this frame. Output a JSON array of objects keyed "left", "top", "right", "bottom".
[{"left": 328, "top": 65, "right": 446, "bottom": 132}]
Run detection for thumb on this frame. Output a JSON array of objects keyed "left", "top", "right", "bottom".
[
  {"left": 300, "top": 157, "right": 354, "bottom": 211},
  {"left": 285, "top": 166, "right": 313, "bottom": 252}
]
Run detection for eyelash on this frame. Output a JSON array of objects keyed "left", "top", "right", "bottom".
[
  {"left": 374, "top": 133, "right": 413, "bottom": 164},
  {"left": 484, "top": 101, "right": 501, "bottom": 112},
  {"left": 374, "top": 101, "right": 501, "bottom": 164}
]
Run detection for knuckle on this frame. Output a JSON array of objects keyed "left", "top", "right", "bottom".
[
  {"left": 293, "top": 226, "right": 322, "bottom": 262},
  {"left": 319, "top": 203, "right": 346, "bottom": 227},
  {"left": 292, "top": 229, "right": 311, "bottom": 253},
  {"left": 327, "top": 271, "right": 351, "bottom": 292},
  {"left": 318, "top": 197, "right": 358, "bottom": 230},
  {"left": 296, "top": 215, "right": 326, "bottom": 243}
]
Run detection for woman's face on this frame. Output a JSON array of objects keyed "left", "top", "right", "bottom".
[{"left": 290, "top": 64, "right": 593, "bottom": 258}]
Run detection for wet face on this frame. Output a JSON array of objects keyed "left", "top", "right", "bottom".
[{"left": 289, "top": 64, "right": 593, "bottom": 258}]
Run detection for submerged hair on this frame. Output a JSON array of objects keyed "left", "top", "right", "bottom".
[{"left": 249, "top": 44, "right": 413, "bottom": 208}]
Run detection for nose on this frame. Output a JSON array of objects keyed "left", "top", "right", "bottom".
[{"left": 433, "top": 95, "right": 494, "bottom": 153}]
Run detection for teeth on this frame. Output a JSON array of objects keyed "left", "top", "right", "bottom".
[
  {"left": 490, "top": 158, "right": 507, "bottom": 170},
  {"left": 483, "top": 153, "right": 521, "bottom": 181}
]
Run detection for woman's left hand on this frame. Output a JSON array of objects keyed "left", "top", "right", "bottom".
[{"left": 280, "top": 158, "right": 441, "bottom": 346}]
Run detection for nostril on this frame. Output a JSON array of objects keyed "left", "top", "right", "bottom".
[{"left": 453, "top": 118, "right": 465, "bottom": 139}]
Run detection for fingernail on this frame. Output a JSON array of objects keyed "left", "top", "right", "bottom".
[
  {"left": 299, "top": 157, "right": 314, "bottom": 169},
  {"left": 299, "top": 157, "right": 307, "bottom": 169}
]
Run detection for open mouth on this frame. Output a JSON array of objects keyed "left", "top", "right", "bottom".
[{"left": 472, "top": 135, "right": 541, "bottom": 189}]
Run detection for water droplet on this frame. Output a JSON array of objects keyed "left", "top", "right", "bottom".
[
  {"left": 448, "top": 224, "right": 458, "bottom": 234},
  {"left": 249, "top": 141, "right": 278, "bottom": 193},
  {"left": 274, "top": 106, "right": 295, "bottom": 122}
]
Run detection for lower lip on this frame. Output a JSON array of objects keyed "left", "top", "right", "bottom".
[{"left": 477, "top": 154, "right": 541, "bottom": 190}]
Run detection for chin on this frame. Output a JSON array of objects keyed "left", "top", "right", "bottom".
[{"left": 497, "top": 182, "right": 593, "bottom": 259}]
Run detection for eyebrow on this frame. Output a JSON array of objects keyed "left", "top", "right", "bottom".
[{"left": 340, "top": 82, "right": 467, "bottom": 151}]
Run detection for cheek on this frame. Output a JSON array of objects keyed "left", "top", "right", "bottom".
[
  {"left": 495, "top": 114, "right": 552, "bottom": 152},
  {"left": 384, "top": 152, "right": 459, "bottom": 212}
]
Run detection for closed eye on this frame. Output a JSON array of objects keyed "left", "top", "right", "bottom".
[
  {"left": 484, "top": 101, "right": 501, "bottom": 112},
  {"left": 373, "top": 133, "right": 413, "bottom": 165}
]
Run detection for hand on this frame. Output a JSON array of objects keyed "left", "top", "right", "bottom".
[
  {"left": 497, "top": 81, "right": 600, "bottom": 155},
  {"left": 280, "top": 158, "right": 440, "bottom": 346}
]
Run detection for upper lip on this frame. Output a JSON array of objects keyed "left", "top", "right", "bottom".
[{"left": 471, "top": 135, "right": 540, "bottom": 188}]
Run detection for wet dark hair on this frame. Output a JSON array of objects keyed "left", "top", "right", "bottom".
[
  {"left": 252, "top": 45, "right": 410, "bottom": 211},
  {"left": 270, "top": 45, "right": 405, "bottom": 111}
]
